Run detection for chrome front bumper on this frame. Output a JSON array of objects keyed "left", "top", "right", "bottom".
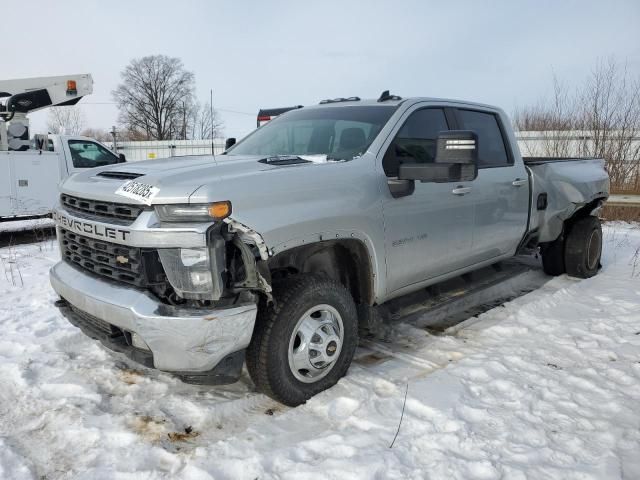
[{"left": 50, "top": 261, "right": 257, "bottom": 378}]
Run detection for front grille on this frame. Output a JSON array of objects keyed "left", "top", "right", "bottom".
[
  {"left": 60, "top": 229, "right": 165, "bottom": 287},
  {"left": 61, "top": 194, "right": 145, "bottom": 224}
]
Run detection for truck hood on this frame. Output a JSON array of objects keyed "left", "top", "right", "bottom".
[{"left": 59, "top": 154, "right": 274, "bottom": 204}]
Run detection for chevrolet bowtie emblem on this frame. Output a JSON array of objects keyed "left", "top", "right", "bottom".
[{"left": 116, "top": 255, "right": 129, "bottom": 264}]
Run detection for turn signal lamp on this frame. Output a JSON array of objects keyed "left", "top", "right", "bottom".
[{"left": 208, "top": 201, "right": 232, "bottom": 221}]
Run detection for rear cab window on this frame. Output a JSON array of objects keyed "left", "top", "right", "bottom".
[{"left": 456, "top": 109, "right": 511, "bottom": 168}]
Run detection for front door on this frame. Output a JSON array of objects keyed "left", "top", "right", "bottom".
[{"left": 380, "top": 106, "right": 476, "bottom": 295}]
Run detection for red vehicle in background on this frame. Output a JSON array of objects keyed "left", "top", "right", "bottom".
[{"left": 256, "top": 106, "right": 303, "bottom": 127}]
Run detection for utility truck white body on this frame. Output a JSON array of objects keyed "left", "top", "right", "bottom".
[
  {"left": 0, "top": 74, "right": 123, "bottom": 221},
  {"left": 0, "top": 135, "right": 122, "bottom": 219}
]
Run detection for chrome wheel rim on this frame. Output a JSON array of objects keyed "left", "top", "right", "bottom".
[
  {"left": 586, "top": 228, "right": 602, "bottom": 270},
  {"left": 287, "top": 304, "right": 344, "bottom": 383}
]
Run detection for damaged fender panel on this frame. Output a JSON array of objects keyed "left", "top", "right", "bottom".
[
  {"left": 528, "top": 159, "right": 609, "bottom": 242},
  {"left": 224, "top": 217, "right": 273, "bottom": 298},
  {"left": 224, "top": 217, "right": 271, "bottom": 260}
]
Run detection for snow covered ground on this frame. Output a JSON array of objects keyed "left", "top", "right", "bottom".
[{"left": 0, "top": 223, "right": 639, "bottom": 479}]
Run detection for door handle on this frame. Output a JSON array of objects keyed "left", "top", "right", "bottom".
[
  {"left": 512, "top": 178, "right": 527, "bottom": 187},
  {"left": 451, "top": 186, "right": 472, "bottom": 195}
]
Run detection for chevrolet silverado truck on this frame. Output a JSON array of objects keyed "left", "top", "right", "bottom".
[{"left": 49, "top": 92, "right": 609, "bottom": 406}]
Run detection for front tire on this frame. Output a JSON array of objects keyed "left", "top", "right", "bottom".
[
  {"left": 246, "top": 275, "right": 358, "bottom": 406},
  {"left": 564, "top": 216, "right": 602, "bottom": 278},
  {"left": 541, "top": 236, "right": 566, "bottom": 276}
]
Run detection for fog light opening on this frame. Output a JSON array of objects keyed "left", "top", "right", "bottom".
[{"left": 131, "top": 332, "right": 151, "bottom": 351}]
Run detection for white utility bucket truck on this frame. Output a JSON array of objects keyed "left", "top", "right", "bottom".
[{"left": 1, "top": 74, "right": 124, "bottom": 221}]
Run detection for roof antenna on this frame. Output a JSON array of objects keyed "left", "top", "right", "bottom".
[{"left": 377, "top": 90, "right": 402, "bottom": 102}]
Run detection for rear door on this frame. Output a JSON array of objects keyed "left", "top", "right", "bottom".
[
  {"left": 380, "top": 105, "right": 476, "bottom": 295},
  {"left": 455, "top": 108, "right": 529, "bottom": 261}
]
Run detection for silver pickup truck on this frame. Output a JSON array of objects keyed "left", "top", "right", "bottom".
[{"left": 49, "top": 93, "right": 609, "bottom": 406}]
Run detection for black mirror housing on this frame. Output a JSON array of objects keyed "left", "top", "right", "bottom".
[
  {"left": 225, "top": 137, "right": 236, "bottom": 150},
  {"left": 118, "top": 153, "right": 126, "bottom": 163},
  {"left": 396, "top": 130, "right": 479, "bottom": 183},
  {"left": 398, "top": 163, "right": 477, "bottom": 183},
  {"left": 435, "top": 130, "right": 478, "bottom": 164}
]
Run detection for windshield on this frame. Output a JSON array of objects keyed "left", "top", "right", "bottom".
[{"left": 227, "top": 105, "right": 397, "bottom": 160}]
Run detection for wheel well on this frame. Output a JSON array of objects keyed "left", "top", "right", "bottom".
[
  {"left": 560, "top": 197, "right": 606, "bottom": 237},
  {"left": 569, "top": 197, "right": 606, "bottom": 222},
  {"left": 542, "top": 197, "right": 606, "bottom": 247},
  {"left": 267, "top": 239, "right": 374, "bottom": 305}
]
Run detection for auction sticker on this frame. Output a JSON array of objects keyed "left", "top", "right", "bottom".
[{"left": 115, "top": 180, "right": 160, "bottom": 205}]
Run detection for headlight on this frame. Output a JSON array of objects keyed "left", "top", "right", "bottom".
[
  {"left": 157, "top": 245, "right": 224, "bottom": 300},
  {"left": 155, "top": 202, "right": 231, "bottom": 222}
]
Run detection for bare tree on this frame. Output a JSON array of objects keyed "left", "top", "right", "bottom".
[
  {"left": 117, "top": 128, "right": 151, "bottom": 141},
  {"left": 514, "top": 76, "right": 577, "bottom": 158},
  {"left": 47, "top": 106, "right": 85, "bottom": 135},
  {"left": 187, "top": 101, "right": 224, "bottom": 140},
  {"left": 575, "top": 59, "right": 640, "bottom": 189},
  {"left": 112, "top": 55, "right": 195, "bottom": 140},
  {"left": 514, "top": 58, "right": 640, "bottom": 190},
  {"left": 80, "top": 128, "right": 111, "bottom": 142}
]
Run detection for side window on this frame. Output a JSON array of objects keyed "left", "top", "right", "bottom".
[
  {"left": 456, "top": 110, "right": 510, "bottom": 167},
  {"left": 383, "top": 108, "right": 449, "bottom": 177},
  {"left": 68, "top": 140, "right": 120, "bottom": 168}
]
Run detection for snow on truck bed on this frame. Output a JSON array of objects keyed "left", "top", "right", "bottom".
[{"left": 0, "top": 225, "right": 639, "bottom": 480}]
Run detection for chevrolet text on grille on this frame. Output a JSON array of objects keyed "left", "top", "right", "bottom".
[{"left": 53, "top": 212, "right": 130, "bottom": 242}]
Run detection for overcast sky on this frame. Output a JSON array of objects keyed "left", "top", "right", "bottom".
[{"left": 6, "top": 0, "right": 640, "bottom": 139}]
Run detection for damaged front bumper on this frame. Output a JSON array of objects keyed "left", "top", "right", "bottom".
[{"left": 50, "top": 261, "right": 257, "bottom": 384}]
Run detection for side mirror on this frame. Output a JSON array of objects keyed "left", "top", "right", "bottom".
[
  {"left": 118, "top": 153, "right": 127, "bottom": 163},
  {"left": 225, "top": 137, "right": 236, "bottom": 150},
  {"left": 398, "top": 130, "right": 478, "bottom": 183},
  {"left": 434, "top": 130, "right": 478, "bottom": 165}
]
